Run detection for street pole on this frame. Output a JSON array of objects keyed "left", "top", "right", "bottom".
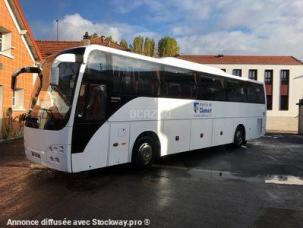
[{"left": 56, "top": 19, "right": 59, "bottom": 40}]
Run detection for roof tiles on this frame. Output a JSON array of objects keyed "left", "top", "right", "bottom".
[
  {"left": 179, "top": 55, "right": 303, "bottom": 65},
  {"left": 37, "top": 38, "right": 129, "bottom": 60}
]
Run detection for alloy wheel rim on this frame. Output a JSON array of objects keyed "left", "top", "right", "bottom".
[
  {"left": 139, "top": 143, "right": 153, "bottom": 165},
  {"left": 236, "top": 130, "right": 243, "bottom": 145}
]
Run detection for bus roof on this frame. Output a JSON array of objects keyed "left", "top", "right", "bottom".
[{"left": 66, "top": 44, "right": 264, "bottom": 85}]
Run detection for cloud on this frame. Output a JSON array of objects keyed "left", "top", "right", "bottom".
[
  {"left": 111, "top": 0, "right": 303, "bottom": 58},
  {"left": 176, "top": 0, "right": 303, "bottom": 57},
  {"left": 52, "top": 14, "right": 125, "bottom": 41},
  {"left": 32, "top": 0, "right": 303, "bottom": 58},
  {"left": 112, "top": 0, "right": 144, "bottom": 14},
  {"left": 46, "top": 13, "right": 159, "bottom": 44}
]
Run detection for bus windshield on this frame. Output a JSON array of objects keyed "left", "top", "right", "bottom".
[{"left": 26, "top": 56, "right": 80, "bottom": 130}]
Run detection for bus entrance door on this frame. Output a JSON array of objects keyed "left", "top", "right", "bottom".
[{"left": 72, "top": 83, "right": 108, "bottom": 153}]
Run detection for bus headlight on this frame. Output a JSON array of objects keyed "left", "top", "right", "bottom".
[{"left": 48, "top": 144, "right": 65, "bottom": 153}]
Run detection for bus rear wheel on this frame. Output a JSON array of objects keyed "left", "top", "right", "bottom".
[
  {"left": 132, "top": 136, "right": 156, "bottom": 169},
  {"left": 233, "top": 126, "right": 245, "bottom": 148}
]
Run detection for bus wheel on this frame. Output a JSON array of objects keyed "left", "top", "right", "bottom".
[
  {"left": 233, "top": 126, "right": 245, "bottom": 148},
  {"left": 132, "top": 136, "right": 155, "bottom": 169}
]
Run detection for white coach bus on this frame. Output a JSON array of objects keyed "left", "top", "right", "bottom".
[{"left": 12, "top": 45, "right": 266, "bottom": 172}]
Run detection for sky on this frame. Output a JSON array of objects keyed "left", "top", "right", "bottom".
[{"left": 19, "top": 0, "right": 303, "bottom": 58}]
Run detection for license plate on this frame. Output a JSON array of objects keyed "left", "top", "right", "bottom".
[{"left": 31, "top": 151, "right": 41, "bottom": 159}]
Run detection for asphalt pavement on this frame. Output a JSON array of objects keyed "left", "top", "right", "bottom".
[{"left": 0, "top": 134, "right": 303, "bottom": 227}]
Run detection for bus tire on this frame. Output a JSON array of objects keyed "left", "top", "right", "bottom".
[
  {"left": 132, "top": 136, "right": 156, "bottom": 169},
  {"left": 233, "top": 126, "right": 245, "bottom": 148}
]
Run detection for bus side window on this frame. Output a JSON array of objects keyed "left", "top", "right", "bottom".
[
  {"left": 247, "top": 83, "right": 265, "bottom": 104},
  {"left": 182, "top": 83, "right": 193, "bottom": 99},
  {"left": 85, "top": 50, "right": 111, "bottom": 82},
  {"left": 121, "top": 68, "right": 133, "bottom": 95},
  {"left": 225, "top": 79, "right": 247, "bottom": 102},
  {"left": 86, "top": 84, "right": 107, "bottom": 120},
  {"left": 197, "top": 74, "right": 215, "bottom": 100},
  {"left": 180, "top": 73, "right": 196, "bottom": 99},
  {"left": 161, "top": 73, "right": 181, "bottom": 98},
  {"left": 112, "top": 57, "right": 136, "bottom": 97},
  {"left": 75, "top": 83, "right": 107, "bottom": 121},
  {"left": 255, "top": 85, "right": 265, "bottom": 104},
  {"left": 137, "top": 71, "right": 156, "bottom": 96},
  {"left": 161, "top": 66, "right": 194, "bottom": 99},
  {"left": 112, "top": 68, "right": 122, "bottom": 95},
  {"left": 134, "top": 62, "right": 160, "bottom": 97},
  {"left": 246, "top": 83, "right": 255, "bottom": 103},
  {"left": 213, "top": 77, "right": 225, "bottom": 101},
  {"left": 112, "top": 54, "right": 162, "bottom": 98}
]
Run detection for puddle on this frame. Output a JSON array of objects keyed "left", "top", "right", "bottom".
[
  {"left": 265, "top": 175, "right": 303, "bottom": 186},
  {"left": 155, "top": 164, "right": 303, "bottom": 187},
  {"left": 263, "top": 135, "right": 281, "bottom": 139}
]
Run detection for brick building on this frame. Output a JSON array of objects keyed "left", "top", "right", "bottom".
[{"left": 0, "top": 0, "right": 41, "bottom": 139}]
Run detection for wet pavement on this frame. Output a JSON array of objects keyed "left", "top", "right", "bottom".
[{"left": 0, "top": 134, "right": 303, "bottom": 227}]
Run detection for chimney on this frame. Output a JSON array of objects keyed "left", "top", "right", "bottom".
[{"left": 82, "top": 32, "right": 90, "bottom": 45}]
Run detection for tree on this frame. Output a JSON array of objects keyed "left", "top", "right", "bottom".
[
  {"left": 150, "top": 39, "right": 155, "bottom": 56},
  {"left": 105, "top": 35, "right": 113, "bottom": 42},
  {"left": 132, "top": 36, "right": 144, "bottom": 54},
  {"left": 119, "top": 39, "right": 128, "bottom": 49},
  {"left": 90, "top": 33, "right": 99, "bottom": 39},
  {"left": 158, "top": 36, "right": 179, "bottom": 57},
  {"left": 143, "top": 37, "right": 155, "bottom": 57}
]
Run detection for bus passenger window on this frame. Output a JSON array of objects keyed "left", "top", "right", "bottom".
[
  {"left": 86, "top": 85, "right": 107, "bottom": 121},
  {"left": 75, "top": 84, "right": 107, "bottom": 121},
  {"left": 247, "top": 83, "right": 265, "bottom": 104},
  {"left": 161, "top": 66, "right": 193, "bottom": 98},
  {"left": 197, "top": 74, "right": 215, "bottom": 100},
  {"left": 225, "top": 79, "right": 246, "bottom": 102}
]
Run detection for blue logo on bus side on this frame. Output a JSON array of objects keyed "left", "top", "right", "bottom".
[{"left": 193, "top": 102, "right": 212, "bottom": 117}]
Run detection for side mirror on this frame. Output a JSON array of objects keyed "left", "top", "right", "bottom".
[
  {"left": 50, "top": 65, "right": 59, "bottom": 86},
  {"left": 11, "top": 67, "right": 41, "bottom": 90}
]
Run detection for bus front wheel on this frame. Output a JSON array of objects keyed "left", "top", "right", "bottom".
[
  {"left": 233, "top": 126, "right": 245, "bottom": 148},
  {"left": 132, "top": 136, "right": 156, "bottom": 169}
]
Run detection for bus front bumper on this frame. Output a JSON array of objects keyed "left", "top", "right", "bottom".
[
  {"left": 24, "top": 126, "right": 72, "bottom": 172},
  {"left": 25, "top": 145, "right": 69, "bottom": 172}
]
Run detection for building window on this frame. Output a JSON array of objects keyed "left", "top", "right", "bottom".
[
  {"left": 0, "top": 27, "right": 12, "bottom": 55},
  {"left": 264, "top": 70, "right": 273, "bottom": 110},
  {"left": 232, "top": 69, "right": 242, "bottom": 77},
  {"left": 221, "top": 69, "right": 226, "bottom": 72},
  {"left": 248, "top": 69, "right": 257, "bottom": 80},
  {"left": 280, "top": 70, "right": 289, "bottom": 85},
  {"left": 265, "top": 70, "right": 273, "bottom": 84},
  {"left": 280, "top": 70, "right": 289, "bottom": 111},
  {"left": 12, "top": 89, "right": 24, "bottom": 110}
]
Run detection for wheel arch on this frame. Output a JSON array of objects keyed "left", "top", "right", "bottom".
[
  {"left": 235, "top": 124, "right": 246, "bottom": 140},
  {"left": 131, "top": 131, "right": 161, "bottom": 161}
]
